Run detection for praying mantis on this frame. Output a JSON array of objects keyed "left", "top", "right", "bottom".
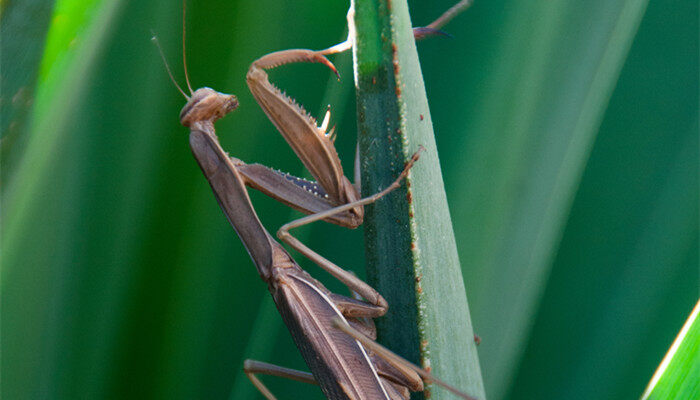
[
  {"left": 182, "top": 91, "right": 445, "bottom": 398},
  {"left": 162, "top": 1, "right": 476, "bottom": 399}
]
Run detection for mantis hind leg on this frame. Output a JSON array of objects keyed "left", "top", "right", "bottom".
[
  {"left": 243, "top": 359, "right": 317, "bottom": 400},
  {"left": 332, "top": 319, "right": 478, "bottom": 400}
]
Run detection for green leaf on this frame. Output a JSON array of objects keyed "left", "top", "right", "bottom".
[
  {"left": 642, "top": 300, "right": 700, "bottom": 400},
  {"left": 354, "top": 1, "right": 485, "bottom": 398}
]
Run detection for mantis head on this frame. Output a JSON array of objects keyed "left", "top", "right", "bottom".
[{"left": 180, "top": 87, "right": 239, "bottom": 127}]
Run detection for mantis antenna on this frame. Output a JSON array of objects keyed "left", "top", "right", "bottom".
[
  {"left": 151, "top": 34, "right": 189, "bottom": 99},
  {"left": 151, "top": 0, "right": 195, "bottom": 99},
  {"left": 181, "top": 0, "right": 194, "bottom": 94}
]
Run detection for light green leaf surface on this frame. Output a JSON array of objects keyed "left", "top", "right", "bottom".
[{"left": 642, "top": 300, "right": 700, "bottom": 400}]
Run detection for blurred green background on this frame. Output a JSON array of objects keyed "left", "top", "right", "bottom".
[{"left": 2, "top": 0, "right": 698, "bottom": 399}]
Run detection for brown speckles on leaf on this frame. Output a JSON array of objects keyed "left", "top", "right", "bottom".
[{"left": 391, "top": 43, "right": 401, "bottom": 83}]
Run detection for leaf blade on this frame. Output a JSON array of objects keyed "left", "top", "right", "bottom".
[{"left": 354, "top": 1, "right": 485, "bottom": 398}]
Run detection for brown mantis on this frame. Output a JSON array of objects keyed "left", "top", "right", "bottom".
[
  {"left": 159, "top": 1, "right": 477, "bottom": 399},
  {"left": 179, "top": 88, "right": 474, "bottom": 399}
]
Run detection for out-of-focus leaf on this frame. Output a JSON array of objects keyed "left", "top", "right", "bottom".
[
  {"left": 0, "top": 0, "right": 55, "bottom": 180},
  {"left": 429, "top": 0, "right": 650, "bottom": 397},
  {"left": 510, "top": 0, "right": 699, "bottom": 394},
  {"left": 2, "top": 0, "right": 128, "bottom": 397}
]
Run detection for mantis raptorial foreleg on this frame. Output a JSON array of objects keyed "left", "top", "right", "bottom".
[
  {"left": 229, "top": 0, "right": 476, "bottom": 230},
  {"left": 244, "top": 49, "right": 363, "bottom": 228}
]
